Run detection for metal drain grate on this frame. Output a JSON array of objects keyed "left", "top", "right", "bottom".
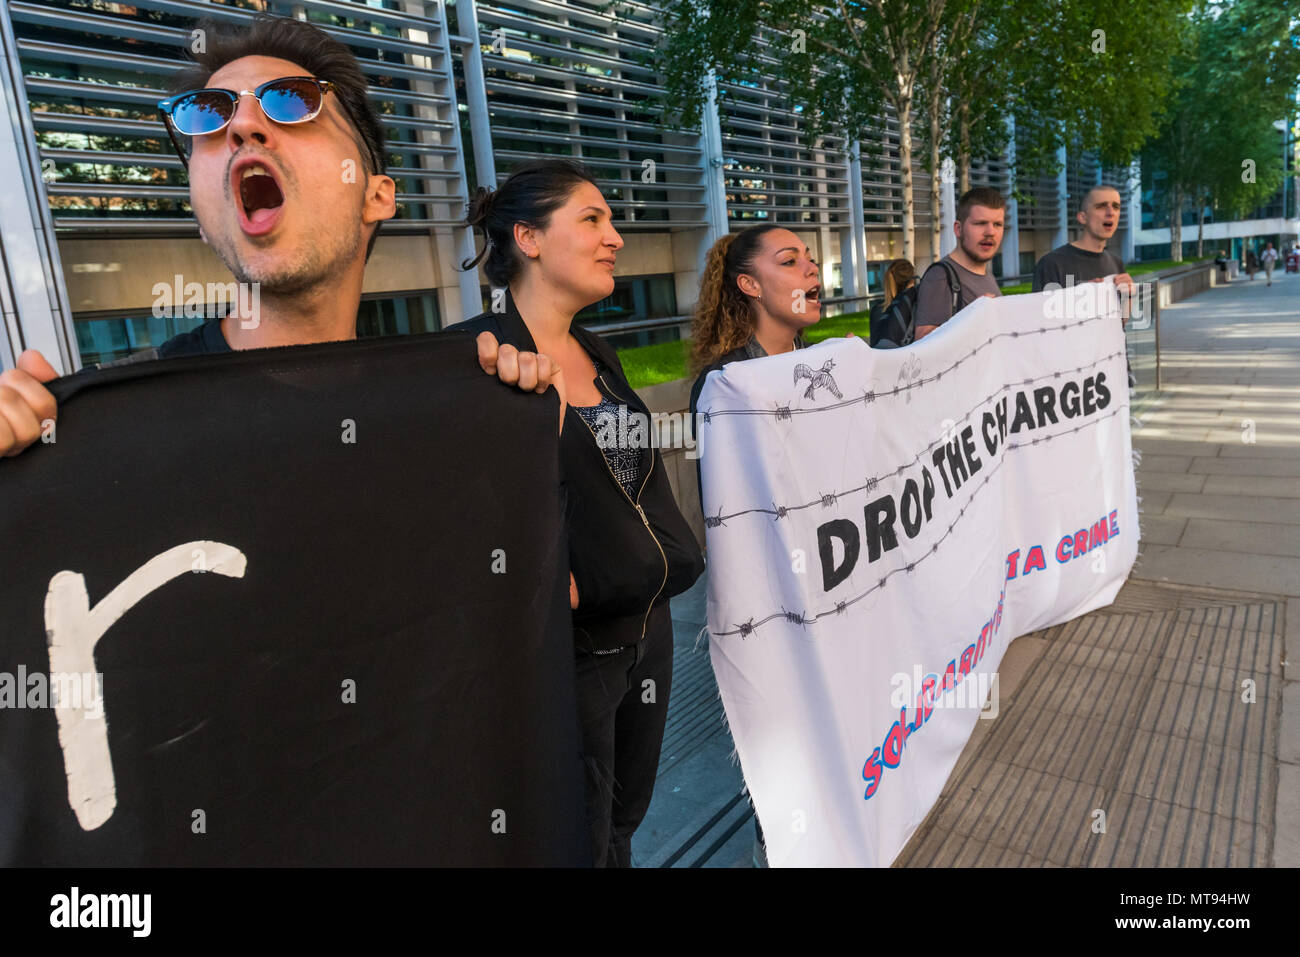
[
  {"left": 896, "top": 597, "right": 1282, "bottom": 867},
  {"left": 657, "top": 637, "right": 728, "bottom": 777}
]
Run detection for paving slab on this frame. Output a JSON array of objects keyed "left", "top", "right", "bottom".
[
  {"left": 1282, "top": 681, "right": 1300, "bottom": 766},
  {"left": 1133, "top": 438, "right": 1214, "bottom": 457},
  {"left": 1137, "top": 489, "right": 1172, "bottom": 514},
  {"left": 1189, "top": 456, "right": 1300, "bottom": 477},
  {"left": 1162, "top": 492, "right": 1300, "bottom": 525},
  {"left": 1276, "top": 763, "right": 1300, "bottom": 867},
  {"left": 1137, "top": 454, "right": 1192, "bottom": 473},
  {"left": 1138, "top": 471, "right": 1207, "bottom": 493},
  {"left": 1288, "top": 597, "right": 1299, "bottom": 685},
  {"left": 1216, "top": 442, "right": 1300, "bottom": 458},
  {"left": 1202, "top": 474, "right": 1300, "bottom": 498},
  {"left": 1137, "top": 544, "right": 1300, "bottom": 597},
  {"left": 1139, "top": 515, "right": 1186, "bottom": 547},
  {"left": 1181, "top": 518, "right": 1300, "bottom": 559}
]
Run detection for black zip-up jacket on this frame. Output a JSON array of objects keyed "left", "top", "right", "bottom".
[{"left": 449, "top": 293, "right": 705, "bottom": 651}]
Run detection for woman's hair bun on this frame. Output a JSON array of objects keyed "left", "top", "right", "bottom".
[
  {"left": 459, "top": 159, "right": 600, "bottom": 287},
  {"left": 465, "top": 186, "right": 497, "bottom": 228}
]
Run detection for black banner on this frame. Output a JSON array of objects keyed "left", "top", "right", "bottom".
[{"left": 0, "top": 333, "right": 588, "bottom": 866}]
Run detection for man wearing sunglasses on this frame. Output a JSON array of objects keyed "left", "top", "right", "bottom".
[{"left": 0, "top": 14, "right": 557, "bottom": 455}]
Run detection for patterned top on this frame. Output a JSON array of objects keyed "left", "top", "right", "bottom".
[{"left": 571, "top": 360, "right": 644, "bottom": 501}]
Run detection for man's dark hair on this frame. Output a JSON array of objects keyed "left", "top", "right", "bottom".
[
  {"left": 461, "top": 160, "right": 602, "bottom": 287},
  {"left": 169, "top": 15, "right": 389, "bottom": 261},
  {"left": 955, "top": 187, "right": 1006, "bottom": 223},
  {"left": 1077, "top": 183, "right": 1122, "bottom": 215}
]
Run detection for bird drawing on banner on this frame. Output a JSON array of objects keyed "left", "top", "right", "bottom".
[
  {"left": 897, "top": 354, "right": 923, "bottom": 404},
  {"left": 794, "top": 359, "right": 843, "bottom": 401}
]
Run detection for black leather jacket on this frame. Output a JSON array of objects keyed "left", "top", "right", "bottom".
[{"left": 449, "top": 293, "right": 705, "bottom": 651}]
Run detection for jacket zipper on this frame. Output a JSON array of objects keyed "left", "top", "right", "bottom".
[{"left": 571, "top": 372, "right": 669, "bottom": 642}]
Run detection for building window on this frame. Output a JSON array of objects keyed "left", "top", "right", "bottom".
[
  {"left": 357, "top": 292, "right": 441, "bottom": 337},
  {"left": 74, "top": 313, "right": 207, "bottom": 367},
  {"left": 72, "top": 291, "right": 441, "bottom": 366},
  {"left": 575, "top": 275, "right": 678, "bottom": 329}
]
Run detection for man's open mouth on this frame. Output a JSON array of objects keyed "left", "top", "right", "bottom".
[
  {"left": 806, "top": 284, "right": 821, "bottom": 300},
  {"left": 232, "top": 159, "right": 285, "bottom": 235}
]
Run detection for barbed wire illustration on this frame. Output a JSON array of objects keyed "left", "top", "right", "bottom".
[
  {"left": 711, "top": 402, "right": 1130, "bottom": 639},
  {"left": 703, "top": 348, "right": 1126, "bottom": 528},
  {"left": 698, "top": 313, "right": 1114, "bottom": 424}
]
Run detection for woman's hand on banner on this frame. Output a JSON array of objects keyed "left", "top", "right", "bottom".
[
  {"left": 476, "top": 331, "right": 566, "bottom": 434},
  {"left": 0, "top": 350, "right": 58, "bottom": 457}
]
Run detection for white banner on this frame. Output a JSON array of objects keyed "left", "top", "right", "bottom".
[{"left": 698, "top": 282, "right": 1138, "bottom": 867}]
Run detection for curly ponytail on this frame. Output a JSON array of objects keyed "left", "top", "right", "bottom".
[{"left": 690, "top": 224, "right": 783, "bottom": 373}]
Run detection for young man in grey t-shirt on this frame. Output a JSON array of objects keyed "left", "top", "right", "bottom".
[
  {"left": 1031, "top": 184, "right": 1136, "bottom": 313},
  {"left": 914, "top": 186, "right": 1006, "bottom": 339}
]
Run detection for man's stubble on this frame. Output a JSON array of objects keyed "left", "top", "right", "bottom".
[{"left": 200, "top": 172, "right": 365, "bottom": 300}]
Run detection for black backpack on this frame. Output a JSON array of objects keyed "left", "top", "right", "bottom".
[{"left": 870, "top": 261, "right": 963, "bottom": 349}]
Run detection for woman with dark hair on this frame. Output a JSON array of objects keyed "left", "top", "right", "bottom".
[{"left": 451, "top": 159, "right": 705, "bottom": 867}]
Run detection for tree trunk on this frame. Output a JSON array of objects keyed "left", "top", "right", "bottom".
[
  {"left": 898, "top": 98, "right": 915, "bottom": 266},
  {"left": 1196, "top": 196, "right": 1205, "bottom": 258},
  {"left": 1169, "top": 186, "right": 1183, "bottom": 262},
  {"left": 959, "top": 102, "right": 971, "bottom": 195},
  {"left": 930, "top": 91, "right": 943, "bottom": 267}
]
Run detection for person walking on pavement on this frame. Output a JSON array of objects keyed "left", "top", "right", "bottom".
[{"left": 1262, "top": 242, "right": 1278, "bottom": 286}]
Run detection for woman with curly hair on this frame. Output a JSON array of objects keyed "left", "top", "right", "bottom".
[
  {"left": 686, "top": 224, "right": 825, "bottom": 866},
  {"left": 688, "top": 225, "right": 825, "bottom": 419}
]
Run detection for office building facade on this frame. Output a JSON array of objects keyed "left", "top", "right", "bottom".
[{"left": 0, "top": 0, "right": 1167, "bottom": 372}]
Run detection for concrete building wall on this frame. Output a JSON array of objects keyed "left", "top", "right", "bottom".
[{"left": 60, "top": 234, "right": 446, "bottom": 315}]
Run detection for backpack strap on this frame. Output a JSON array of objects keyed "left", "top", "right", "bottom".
[
  {"left": 920, "top": 260, "right": 965, "bottom": 322},
  {"left": 936, "top": 259, "right": 963, "bottom": 313}
]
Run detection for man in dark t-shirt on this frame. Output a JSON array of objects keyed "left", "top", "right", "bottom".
[
  {"left": 0, "top": 16, "right": 551, "bottom": 450},
  {"left": 1033, "top": 242, "right": 1124, "bottom": 290},
  {"left": 1032, "top": 185, "right": 1136, "bottom": 320},
  {"left": 1034, "top": 185, "right": 1138, "bottom": 388}
]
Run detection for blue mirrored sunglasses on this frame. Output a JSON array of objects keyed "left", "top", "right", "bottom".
[{"left": 157, "top": 76, "right": 338, "bottom": 170}]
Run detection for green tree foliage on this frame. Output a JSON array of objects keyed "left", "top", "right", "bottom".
[
  {"left": 1142, "top": 0, "right": 1300, "bottom": 260},
  {"left": 642, "top": 0, "right": 966, "bottom": 264},
  {"left": 948, "top": 0, "right": 1188, "bottom": 196},
  {"left": 646, "top": 0, "right": 1190, "bottom": 266}
]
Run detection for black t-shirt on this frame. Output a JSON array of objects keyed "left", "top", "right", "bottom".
[
  {"left": 102, "top": 319, "right": 232, "bottom": 368},
  {"left": 1032, "top": 244, "right": 1124, "bottom": 292},
  {"left": 157, "top": 319, "right": 233, "bottom": 358}
]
